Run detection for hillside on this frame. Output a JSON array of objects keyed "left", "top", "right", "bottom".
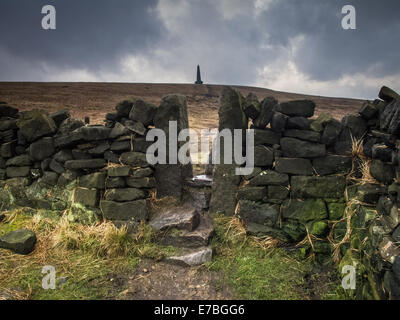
[{"left": 0, "top": 82, "right": 365, "bottom": 130}]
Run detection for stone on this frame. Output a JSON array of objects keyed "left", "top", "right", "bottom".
[
  {"left": 120, "top": 152, "right": 150, "bottom": 167},
  {"left": 188, "top": 188, "right": 211, "bottom": 210},
  {"left": 276, "top": 100, "right": 315, "bottom": 117},
  {"left": 253, "top": 97, "right": 277, "bottom": 129},
  {"left": 6, "top": 166, "right": 30, "bottom": 178},
  {"left": 100, "top": 199, "right": 149, "bottom": 221},
  {"left": 308, "top": 220, "right": 328, "bottom": 236},
  {"left": 384, "top": 271, "right": 400, "bottom": 300},
  {"left": 377, "top": 196, "right": 394, "bottom": 216},
  {"left": 270, "top": 112, "right": 288, "bottom": 133},
  {"left": 106, "top": 177, "right": 125, "bottom": 189},
  {"left": 154, "top": 164, "right": 192, "bottom": 199},
  {"left": 108, "top": 166, "right": 131, "bottom": 177},
  {"left": 282, "top": 199, "right": 328, "bottom": 223},
  {"left": 5, "top": 155, "right": 31, "bottom": 167},
  {"left": 73, "top": 188, "right": 99, "bottom": 208},
  {"left": 253, "top": 145, "right": 274, "bottom": 167},
  {"left": 125, "top": 177, "right": 156, "bottom": 188},
  {"left": 333, "top": 140, "right": 352, "bottom": 156},
  {"left": 0, "top": 105, "right": 18, "bottom": 118},
  {"left": 372, "top": 144, "right": 393, "bottom": 162},
  {"left": 275, "top": 157, "right": 313, "bottom": 176},
  {"left": 0, "top": 141, "right": 16, "bottom": 158},
  {"left": 291, "top": 176, "right": 346, "bottom": 199},
  {"left": 50, "top": 109, "right": 70, "bottom": 127},
  {"left": 78, "top": 172, "right": 106, "bottom": 189},
  {"left": 312, "top": 155, "right": 352, "bottom": 176},
  {"left": 340, "top": 114, "right": 367, "bottom": 140},
  {"left": 104, "top": 151, "right": 120, "bottom": 164},
  {"left": 280, "top": 137, "right": 326, "bottom": 158},
  {"left": 250, "top": 170, "right": 289, "bottom": 186},
  {"left": 57, "top": 118, "right": 84, "bottom": 135},
  {"left": 379, "top": 86, "right": 400, "bottom": 102},
  {"left": 104, "top": 188, "right": 147, "bottom": 202},
  {"left": 88, "top": 141, "right": 110, "bottom": 155},
  {"left": 380, "top": 99, "right": 400, "bottom": 135},
  {"left": 310, "top": 113, "right": 334, "bottom": 133},
  {"left": 283, "top": 129, "right": 320, "bottom": 143},
  {"left": 393, "top": 226, "right": 400, "bottom": 243},
  {"left": 16, "top": 110, "right": 57, "bottom": 142},
  {"left": 238, "top": 200, "right": 279, "bottom": 226},
  {"left": 40, "top": 171, "right": 59, "bottom": 186},
  {"left": 267, "top": 185, "right": 289, "bottom": 200},
  {"left": 380, "top": 237, "right": 400, "bottom": 264},
  {"left": 75, "top": 125, "right": 111, "bottom": 141},
  {"left": 129, "top": 98, "right": 157, "bottom": 126},
  {"left": 150, "top": 205, "right": 200, "bottom": 232},
  {"left": 253, "top": 129, "right": 281, "bottom": 146},
  {"left": 282, "top": 220, "right": 306, "bottom": 242},
  {"left": 66, "top": 202, "right": 100, "bottom": 225},
  {"left": 64, "top": 159, "right": 106, "bottom": 170},
  {"left": 237, "top": 186, "right": 266, "bottom": 201},
  {"left": 53, "top": 150, "right": 73, "bottom": 163},
  {"left": 242, "top": 93, "right": 260, "bottom": 119},
  {"left": 217, "top": 87, "right": 247, "bottom": 131},
  {"left": 109, "top": 122, "right": 130, "bottom": 139},
  {"left": 348, "top": 184, "right": 386, "bottom": 204},
  {"left": 0, "top": 229, "right": 36, "bottom": 254},
  {"left": 29, "top": 137, "right": 55, "bottom": 161},
  {"left": 110, "top": 140, "right": 131, "bottom": 152},
  {"left": 0, "top": 119, "right": 17, "bottom": 131},
  {"left": 58, "top": 170, "right": 78, "bottom": 187},
  {"left": 154, "top": 94, "right": 190, "bottom": 133},
  {"left": 166, "top": 247, "right": 212, "bottom": 267},
  {"left": 115, "top": 100, "right": 133, "bottom": 117},
  {"left": 287, "top": 117, "right": 310, "bottom": 130},
  {"left": 132, "top": 167, "right": 153, "bottom": 178},
  {"left": 49, "top": 159, "right": 65, "bottom": 174},
  {"left": 157, "top": 214, "right": 214, "bottom": 248},
  {"left": 370, "top": 159, "right": 395, "bottom": 184},
  {"left": 209, "top": 164, "right": 241, "bottom": 216},
  {"left": 359, "top": 101, "right": 378, "bottom": 120},
  {"left": 72, "top": 149, "right": 92, "bottom": 160},
  {"left": 124, "top": 120, "right": 146, "bottom": 136},
  {"left": 132, "top": 137, "right": 153, "bottom": 153},
  {"left": 328, "top": 202, "right": 346, "bottom": 220}
]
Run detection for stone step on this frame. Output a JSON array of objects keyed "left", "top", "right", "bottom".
[
  {"left": 165, "top": 247, "right": 213, "bottom": 267},
  {"left": 184, "top": 175, "right": 213, "bottom": 188},
  {"left": 156, "top": 213, "right": 214, "bottom": 248},
  {"left": 150, "top": 204, "right": 200, "bottom": 232}
]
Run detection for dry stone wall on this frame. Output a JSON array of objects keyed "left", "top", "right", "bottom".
[
  {"left": 210, "top": 85, "right": 400, "bottom": 300},
  {"left": 0, "top": 95, "right": 191, "bottom": 231}
]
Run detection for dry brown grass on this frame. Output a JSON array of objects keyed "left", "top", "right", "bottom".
[{"left": 0, "top": 82, "right": 365, "bottom": 129}]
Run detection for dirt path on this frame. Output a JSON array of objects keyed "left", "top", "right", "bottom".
[{"left": 109, "top": 259, "right": 235, "bottom": 300}]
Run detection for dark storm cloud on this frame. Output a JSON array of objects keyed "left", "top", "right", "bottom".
[
  {"left": 0, "top": 0, "right": 399, "bottom": 98},
  {"left": 257, "top": 0, "right": 400, "bottom": 81},
  {"left": 0, "top": 0, "right": 162, "bottom": 71}
]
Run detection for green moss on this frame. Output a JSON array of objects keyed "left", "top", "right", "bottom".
[
  {"left": 66, "top": 203, "right": 100, "bottom": 225},
  {"left": 328, "top": 202, "right": 346, "bottom": 221},
  {"left": 308, "top": 220, "right": 328, "bottom": 236},
  {"left": 0, "top": 211, "right": 33, "bottom": 236}
]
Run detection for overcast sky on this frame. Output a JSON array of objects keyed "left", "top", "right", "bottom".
[{"left": 0, "top": 0, "right": 399, "bottom": 99}]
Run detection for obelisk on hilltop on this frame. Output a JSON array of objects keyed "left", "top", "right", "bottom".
[{"left": 195, "top": 65, "right": 203, "bottom": 84}]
